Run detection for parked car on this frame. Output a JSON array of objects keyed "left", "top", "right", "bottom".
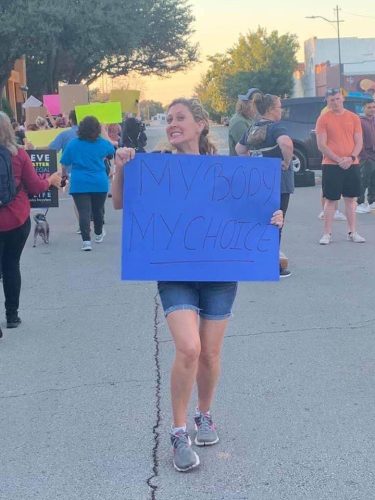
[{"left": 280, "top": 95, "right": 373, "bottom": 173}]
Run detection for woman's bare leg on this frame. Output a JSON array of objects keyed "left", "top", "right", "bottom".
[
  {"left": 196, "top": 319, "right": 228, "bottom": 413},
  {"left": 167, "top": 310, "right": 201, "bottom": 427}
]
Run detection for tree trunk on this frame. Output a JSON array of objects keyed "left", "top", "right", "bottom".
[{"left": 46, "top": 45, "right": 58, "bottom": 94}]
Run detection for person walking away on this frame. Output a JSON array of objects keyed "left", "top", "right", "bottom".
[
  {"left": 49, "top": 110, "right": 80, "bottom": 230},
  {"left": 316, "top": 89, "right": 365, "bottom": 245},
  {"left": 60, "top": 116, "right": 115, "bottom": 251},
  {"left": 49, "top": 110, "right": 79, "bottom": 154},
  {"left": 236, "top": 93, "right": 294, "bottom": 278},
  {"left": 356, "top": 100, "right": 375, "bottom": 213},
  {"left": 112, "top": 98, "right": 283, "bottom": 472},
  {"left": 11, "top": 121, "right": 26, "bottom": 146},
  {"left": 121, "top": 117, "right": 147, "bottom": 152},
  {"left": 0, "top": 111, "right": 61, "bottom": 334},
  {"left": 228, "top": 88, "right": 260, "bottom": 156}
]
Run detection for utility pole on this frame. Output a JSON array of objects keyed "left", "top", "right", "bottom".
[{"left": 335, "top": 5, "right": 343, "bottom": 89}]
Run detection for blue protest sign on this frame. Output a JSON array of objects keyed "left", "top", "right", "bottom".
[{"left": 122, "top": 153, "right": 281, "bottom": 281}]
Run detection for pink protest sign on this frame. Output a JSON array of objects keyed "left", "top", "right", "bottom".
[{"left": 43, "top": 95, "right": 61, "bottom": 115}]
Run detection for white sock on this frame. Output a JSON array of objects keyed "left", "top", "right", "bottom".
[
  {"left": 171, "top": 424, "right": 186, "bottom": 435},
  {"left": 195, "top": 407, "right": 210, "bottom": 417}
]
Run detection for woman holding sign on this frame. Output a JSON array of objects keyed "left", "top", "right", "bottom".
[
  {"left": 0, "top": 112, "right": 61, "bottom": 335},
  {"left": 112, "top": 98, "right": 283, "bottom": 472}
]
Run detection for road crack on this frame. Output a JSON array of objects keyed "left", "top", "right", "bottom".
[{"left": 146, "top": 293, "right": 162, "bottom": 500}]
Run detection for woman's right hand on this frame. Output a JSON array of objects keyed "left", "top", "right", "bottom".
[
  {"left": 48, "top": 172, "right": 62, "bottom": 188},
  {"left": 115, "top": 147, "right": 136, "bottom": 172}
]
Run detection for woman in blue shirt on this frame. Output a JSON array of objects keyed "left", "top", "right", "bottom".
[{"left": 61, "top": 116, "right": 115, "bottom": 251}]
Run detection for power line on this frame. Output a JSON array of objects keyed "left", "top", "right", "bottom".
[{"left": 341, "top": 10, "right": 375, "bottom": 19}]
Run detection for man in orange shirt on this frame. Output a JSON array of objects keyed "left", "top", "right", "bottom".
[{"left": 316, "top": 88, "right": 365, "bottom": 244}]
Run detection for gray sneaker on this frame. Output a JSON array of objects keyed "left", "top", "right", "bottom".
[
  {"left": 170, "top": 430, "right": 200, "bottom": 472},
  {"left": 194, "top": 412, "right": 219, "bottom": 446}
]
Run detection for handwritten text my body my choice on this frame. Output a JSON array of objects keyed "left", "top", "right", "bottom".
[{"left": 125, "top": 155, "right": 280, "bottom": 256}]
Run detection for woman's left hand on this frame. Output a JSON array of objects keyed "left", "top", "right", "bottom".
[{"left": 270, "top": 209, "right": 283, "bottom": 228}]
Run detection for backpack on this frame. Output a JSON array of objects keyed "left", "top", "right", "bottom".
[
  {"left": 246, "top": 120, "right": 278, "bottom": 156},
  {"left": 122, "top": 118, "right": 147, "bottom": 152},
  {"left": 0, "top": 145, "right": 17, "bottom": 208}
]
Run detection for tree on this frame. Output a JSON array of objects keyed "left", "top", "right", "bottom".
[
  {"left": 26, "top": 0, "right": 198, "bottom": 96},
  {"left": 196, "top": 28, "right": 299, "bottom": 118},
  {"left": 139, "top": 100, "right": 165, "bottom": 120},
  {"left": 194, "top": 54, "right": 231, "bottom": 122},
  {"left": 0, "top": 0, "right": 55, "bottom": 108}
]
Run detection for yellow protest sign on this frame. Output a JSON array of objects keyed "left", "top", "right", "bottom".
[
  {"left": 25, "top": 128, "right": 71, "bottom": 148},
  {"left": 75, "top": 102, "right": 122, "bottom": 124},
  {"left": 109, "top": 89, "right": 140, "bottom": 114}
]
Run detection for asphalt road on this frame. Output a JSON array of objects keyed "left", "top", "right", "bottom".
[{"left": 1, "top": 129, "right": 375, "bottom": 499}]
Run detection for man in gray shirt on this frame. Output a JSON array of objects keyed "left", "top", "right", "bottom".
[{"left": 228, "top": 88, "right": 260, "bottom": 156}]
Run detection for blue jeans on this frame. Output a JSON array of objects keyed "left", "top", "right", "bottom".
[{"left": 157, "top": 281, "right": 238, "bottom": 320}]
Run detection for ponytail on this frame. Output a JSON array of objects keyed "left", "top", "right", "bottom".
[{"left": 253, "top": 93, "right": 278, "bottom": 116}]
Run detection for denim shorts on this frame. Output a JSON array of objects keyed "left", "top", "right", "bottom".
[{"left": 157, "top": 281, "right": 238, "bottom": 320}]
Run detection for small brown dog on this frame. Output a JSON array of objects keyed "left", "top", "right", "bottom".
[{"left": 33, "top": 212, "right": 49, "bottom": 247}]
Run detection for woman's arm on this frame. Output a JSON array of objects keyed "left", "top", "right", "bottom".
[
  {"left": 276, "top": 135, "right": 293, "bottom": 169},
  {"left": 112, "top": 147, "right": 136, "bottom": 209},
  {"left": 235, "top": 142, "right": 249, "bottom": 156}
]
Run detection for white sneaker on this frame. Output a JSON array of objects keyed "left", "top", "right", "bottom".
[
  {"left": 368, "top": 202, "right": 375, "bottom": 210},
  {"left": 76, "top": 228, "right": 81, "bottom": 234},
  {"left": 319, "top": 233, "right": 332, "bottom": 245},
  {"left": 347, "top": 232, "right": 366, "bottom": 243},
  {"left": 94, "top": 229, "right": 106, "bottom": 243},
  {"left": 81, "top": 241, "right": 92, "bottom": 251},
  {"left": 356, "top": 203, "right": 371, "bottom": 214},
  {"left": 334, "top": 210, "right": 347, "bottom": 221},
  {"left": 318, "top": 211, "right": 324, "bottom": 220}
]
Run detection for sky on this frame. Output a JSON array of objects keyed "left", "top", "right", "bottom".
[{"left": 110, "top": 1, "right": 375, "bottom": 104}]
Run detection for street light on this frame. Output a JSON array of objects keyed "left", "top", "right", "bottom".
[{"left": 306, "top": 5, "right": 344, "bottom": 89}]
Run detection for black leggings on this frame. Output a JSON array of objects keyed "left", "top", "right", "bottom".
[
  {"left": 72, "top": 193, "right": 107, "bottom": 241},
  {"left": 280, "top": 193, "right": 290, "bottom": 243},
  {"left": 0, "top": 217, "right": 31, "bottom": 318}
]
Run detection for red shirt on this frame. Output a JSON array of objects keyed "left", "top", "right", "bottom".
[{"left": 0, "top": 148, "right": 49, "bottom": 231}]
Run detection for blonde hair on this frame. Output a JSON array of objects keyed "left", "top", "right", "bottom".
[
  {"left": 235, "top": 99, "right": 249, "bottom": 115},
  {"left": 166, "top": 98, "right": 217, "bottom": 155},
  {"left": 0, "top": 111, "right": 18, "bottom": 155},
  {"left": 35, "top": 116, "right": 49, "bottom": 129}
]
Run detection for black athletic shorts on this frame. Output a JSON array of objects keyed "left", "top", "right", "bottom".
[{"left": 322, "top": 165, "right": 361, "bottom": 201}]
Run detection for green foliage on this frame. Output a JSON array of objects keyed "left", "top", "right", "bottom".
[
  {"left": 0, "top": 1, "right": 197, "bottom": 97},
  {"left": 196, "top": 27, "right": 299, "bottom": 118},
  {"left": 1, "top": 97, "right": 14, "bottom": 119},
  {"left": 139, "top": 100, "right": 165, "bottom": 120},
  {"left": 0, "top": 1, "right": 52, "bottom": 96},
  {"left": 24, "top": 0, "right": 197, "bottom": 96}
]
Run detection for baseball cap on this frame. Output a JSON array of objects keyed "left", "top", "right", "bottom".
[
  {"left": 325, "top": 87, "right": 341, "bottom": 97},
  {"left": 238, "top": 88, "right": 261, "bottom": 101}
]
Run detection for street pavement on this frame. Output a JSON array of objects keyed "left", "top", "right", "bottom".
[{"left": 1, "top": 128, "right": 375, "bottom": 500}]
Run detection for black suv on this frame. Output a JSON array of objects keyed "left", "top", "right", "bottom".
[{"left": 280, "top": 96, "right": 373, "bottom": 172}]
